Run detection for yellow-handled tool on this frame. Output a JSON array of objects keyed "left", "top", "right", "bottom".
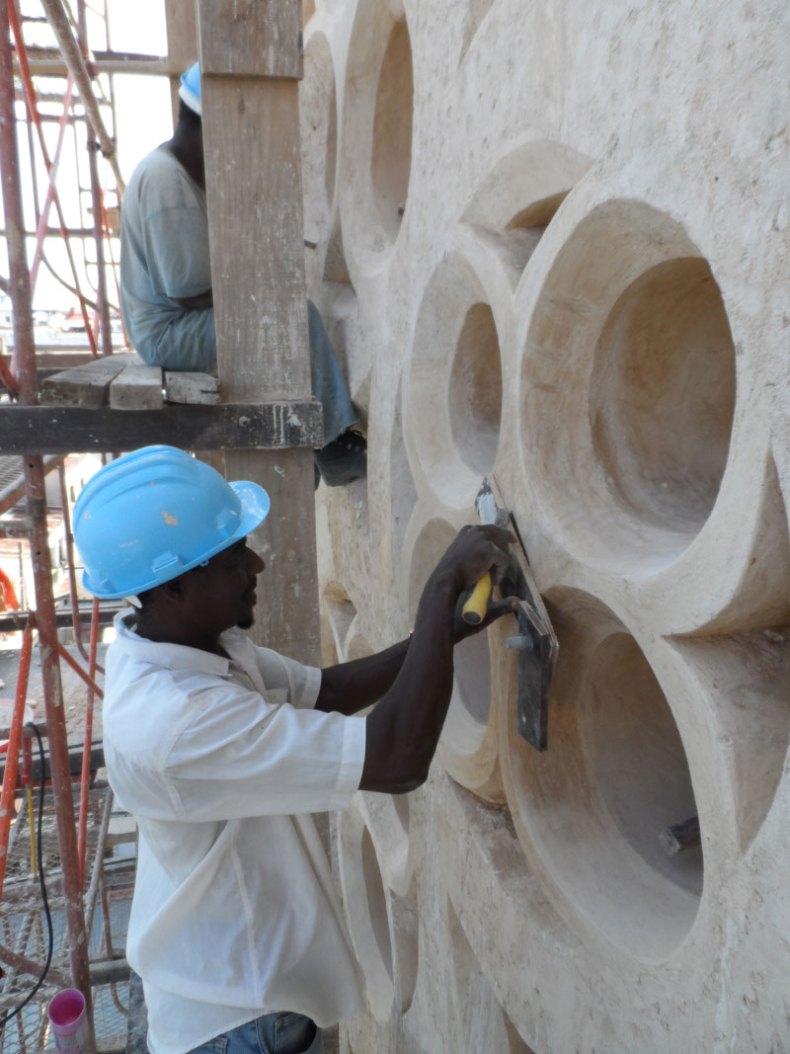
[{"left": 461, "top": 571, "right": 492, "bottom": 625}]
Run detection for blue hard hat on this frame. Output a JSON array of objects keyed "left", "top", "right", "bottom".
[
  {"left": 73, "top": 446, "right": 270, "bottom": 599},
  {"left": 179, "top": 61, "right": 201, "bottom": 116}
]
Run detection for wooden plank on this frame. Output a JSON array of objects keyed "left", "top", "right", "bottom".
[
  {"left": 200, "top": 17, "right": 319, "bottom": 662},
  {"left": 197, "top": 0, "right": 302, "bottom": 80},
  {"left": 109, "top": 363, "right": 164, "bottom": 410},
  {"left": 0, "top": 402, "right": 323, "bottom": 454},
  {"left": 164, "top": 0, "right": 198, "bottom": 122},
  {"left": 39, "top": 354, "right": 135, "bottom": 408},
  {"left": 164, "top": 370, "right": 219, "bottom": 405},
  {"left": 2, "top": 352, "right": 93, "bottom": 371}
]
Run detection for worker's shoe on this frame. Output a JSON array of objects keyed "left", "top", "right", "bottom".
[{"left": 315, "top": 429, "right": 367, "bottom": 487}]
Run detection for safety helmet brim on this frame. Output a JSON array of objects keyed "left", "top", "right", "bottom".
[{"left": 77, "top": 461, "right": 271, "bottom": 602}]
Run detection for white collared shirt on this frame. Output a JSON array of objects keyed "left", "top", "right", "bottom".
[{"left": 103, "top": 614, "right": 366, "bottom": 1054}]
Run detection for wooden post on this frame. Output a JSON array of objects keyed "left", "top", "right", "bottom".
[
  {"left": 197, "top": 0, "right": 321, "bottom": 664},
  {"left": 164, "top": 0, "right": 198, "bottom": 124}
]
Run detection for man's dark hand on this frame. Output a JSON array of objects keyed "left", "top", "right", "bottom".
[
  {"left": 423, "top": 524, "right": 517, "bottom": 642},
  {"left": 431, "top": 524, "right": 515, "bottom": 593},
  {"left": 430, "top": 524, "right": 518, "bottom": 643},
  {"left": 452, "top": 590, "right": 519, "bottom": 643}
]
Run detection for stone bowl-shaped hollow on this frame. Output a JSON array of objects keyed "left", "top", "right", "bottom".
[
  {"left": 337, "top": 809, "right": 419, "bottom": 1019},
  {"left": 341, "top": 0, "right": 414, "bottom": 262},
  {"left": 406, "top": 515, "right": 504, "bottom": 802},
  {"left": 408, "top": 253, "right": 504, "bottom": 509},
  {"left": 523, "top": 200, "right": 736, "bottom": 574},
  {"left": 500, "top": 588, "right": 703, "bottom": 959}
]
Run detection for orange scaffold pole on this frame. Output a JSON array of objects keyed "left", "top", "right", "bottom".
[
  {"left": 0, "top": 1, "right": 95, "bottom": 1043},
  {"left": 7, "top": 0, "right": 98, "bottom": 357},
  {"left": 0, "top": 624, "right": 32, "bottom": 898}
]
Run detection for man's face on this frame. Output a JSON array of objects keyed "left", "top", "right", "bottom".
[{"left": 184, "top": 538, "right": 264, "bottom": 633}]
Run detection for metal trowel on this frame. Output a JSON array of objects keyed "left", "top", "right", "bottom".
[{"left": 463, "top": 477, "right": 559, "bottom": 751}]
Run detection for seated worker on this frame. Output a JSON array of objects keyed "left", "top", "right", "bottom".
[
  {"left": 119, "top": 63, "right": 364, "bottom": 488},
  {"left": 73, "top": 445, "right": 515, "bottom": 1054}
]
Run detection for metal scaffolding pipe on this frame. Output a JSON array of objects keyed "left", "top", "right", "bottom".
[
  {"left": 0, "top": 0, "right": 36, "bottom": 403},
  {"left": 29, "top": 76, "right": 75, "bottom": 290},
  {"left": 77, "top": 598, "right": 101, "bottom": 889},
  {"left": 0, "top": 454, "right": 66, "bottom": 518},
  {"left": 14, "top": 47, "right": 173, "bottom": 78},
  {"left": 39, "top": 0, "right": 125, "bottom": 192},
  {"left": 23, "top": 455, "right": 96, "bottom": 1051},
  {"left": 0, "top": 624, "right": 32, "bottom": 898},
  {"left": 0, "top": 3, "right": 95, "bottom": 1044},
  {"left": 8, "top": 0, "right": 99, "bottom": 357},
  {"left": 87, "top": 143, "right": 113, "bottom": 355},
  {"left": 76, "top": 1, "right": 113, "bottom": 357}
]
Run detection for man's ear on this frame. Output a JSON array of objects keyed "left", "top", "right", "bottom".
[{"left": 159, "top": 575, "right": 186, "bottom": 605}]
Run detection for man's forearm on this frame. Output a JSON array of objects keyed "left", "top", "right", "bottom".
[
  {"left": 315, "top": 637, "right": 411, "bottom": 715},
  {"left": 360, "top": 573, "right": 459, "bottom": 792},
  {"left": 171, "top": 288, "right": 213, "bottom": 310},
  {"left": 329, "top": 525, "right": 515, "bottom": 794}
]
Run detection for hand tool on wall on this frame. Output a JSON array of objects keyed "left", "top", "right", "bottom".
[
  {"left": 463, "top": 477, "right": 559, "bottom": 751},
  {"left": 461, "top": 571, "right": 493, "bottom": 625}
]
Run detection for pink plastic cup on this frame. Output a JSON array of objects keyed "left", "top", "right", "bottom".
[{"left": 47, "top": 988, "right": 90, "bottom": 1052}]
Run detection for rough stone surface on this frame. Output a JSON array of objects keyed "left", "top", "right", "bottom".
[{"left": 299, "top": 1, "right": 790, "bottom": 1050}]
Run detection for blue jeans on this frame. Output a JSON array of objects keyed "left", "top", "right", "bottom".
[
  {"left": 187, "top": 1011, "right": 323, "bottom": 1054},
  {"left": 306, "top": 299, "right": 357, "bottom": 444}
]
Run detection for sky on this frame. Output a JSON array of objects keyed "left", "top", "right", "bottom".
[
  {"left": 106, "top": 0, "right": 173, "bottom": 175},
  {"left": 2, "top": 0, "right": 175, "bottom": 312}
]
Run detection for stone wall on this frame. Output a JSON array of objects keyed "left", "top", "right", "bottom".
[{"left": 299, "top": 1, "right": 790, "bottom": 1050}]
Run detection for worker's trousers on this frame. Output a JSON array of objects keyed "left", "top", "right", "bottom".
[
  {"left": 306, "top": 299, "right": 358, "bottom": 445},
  {"left": 187, "top": 1010, "right": 322, "bottom": 1054}
]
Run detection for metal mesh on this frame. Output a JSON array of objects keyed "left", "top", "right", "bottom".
[{"left": 0, "top": 785, "right": 136, "bottom": 1053}]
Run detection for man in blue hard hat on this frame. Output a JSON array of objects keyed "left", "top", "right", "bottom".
[
  {"left": 119, "top": 62, "right": 365, "bottom": 487},
  {"left": 74, "top": 446, "right": 515, "bottom": 1054}
]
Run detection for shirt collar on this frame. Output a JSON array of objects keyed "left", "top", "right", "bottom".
[{"left": 112, "top": 610, "right": 249, "bottom": 677}]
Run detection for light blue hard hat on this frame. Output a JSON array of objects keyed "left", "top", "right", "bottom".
[
  {"left": 73, "top": 445, "right": 270, "bottom": 599},
  {"left": 179, "top": 61, "right": 201, "bottom": 116}
]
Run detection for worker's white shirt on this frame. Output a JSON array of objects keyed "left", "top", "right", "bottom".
[{"left": 103, "top": 614, "right": 366, "bottom": 1054}]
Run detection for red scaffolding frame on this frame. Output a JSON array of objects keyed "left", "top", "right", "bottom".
[{"left": 0, "top": 1, "right": 169, "bottom": 1048}]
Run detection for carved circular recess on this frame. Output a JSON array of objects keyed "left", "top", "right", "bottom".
[
  {"left": 391, "top": 378, "right": 419, "bottom": 568},
  {"left": 668, "top": 625, "right": 790, "bottom": 853},
  {"left": 341, "top": 1, "right": 414, "bottom": 261},
  {"left": 337, "top": 808, "right": 419, "bottom": 1019},
  {"left": 407, "top": 253, "right": 503, "bottom": 509},
  {"left": 406, "top": 515, "right": 504, "bottom": 802},
  {"left": 345, "top": 624, "right": 374, "bottom": 662},
  {"left": 300, "top": 30, "right": 338, "bottom": 244},
  {"left": 322, "top": 582, "right": 358, "bottom": 662},
  {"left": 372, "top": 18, "right": 413, "bottom": 240},
  {"left": 447, "top": 899, "right": 537, "bottom": 1054},
  {"left": 461, "top": 139, "right": 592, "bottom": 287},
  {"left": 360, "top": 790, "right": 413, "bottom": 897},
  {"left": 499, "top": 588, "right": 703, "bottom": 958},
  {"left": 523, "top": 200, "right": 737, "bottom": 573}
]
